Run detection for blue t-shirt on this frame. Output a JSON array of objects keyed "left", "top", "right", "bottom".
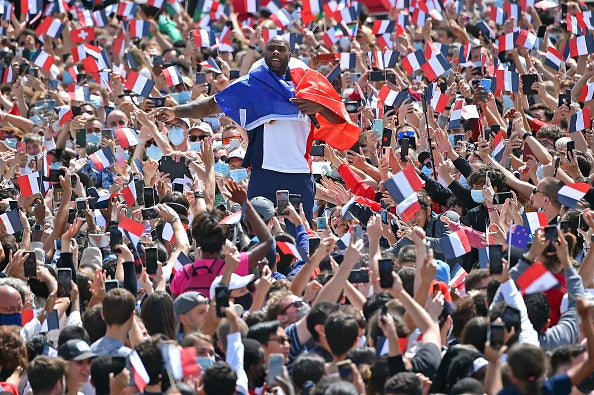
[{"left": 497, "top": 373, "right": 572, "bottom": 395}]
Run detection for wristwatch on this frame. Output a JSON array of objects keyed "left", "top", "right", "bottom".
[{"left": 194, "top": 191, "right": 205, "bottom": 199}]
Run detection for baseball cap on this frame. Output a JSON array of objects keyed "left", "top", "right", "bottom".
[
  {"left": 210, "top": 273, "right": 255, "bottom": 299},
  {"left": 250, "top": 196, "right": 275, "bottom": 222},
  {"left": 173, "top": 291, "right": 209, "bottom": 317},
  {"left": 188, "top": 121, "right": 213, "bottom": 136},
  {"left": 226, "top": 149, "right": 246, "bottom": 162},
  {"left": 58, "top": 339, "right": 97, "bottom": 361},
  {"left": 80, "top": 247, "right": 103, "bottom": 271}
]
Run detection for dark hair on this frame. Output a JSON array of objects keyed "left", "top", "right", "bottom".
[
  {"left": 397, "top": 245, "right": 416, "bottom": 265},
  {"left": 28, "top": 356, "right": 66, "bottom": 393},
  {"left": 102, "top": 288, "right": 136, "bottom": 326},
  {"left": 550, "top": 344, "right": 586, "bottom": 374},
  {"left": 26, "top": 334, "right": 48, "bottom": 362},
  {"left": 191, "top": 210, "right": 226, "bottom": 253},
  {"left": 537, "top": 125, "right": 565, "bottom": 142},
  {"left": 325, "top": 312, "right": 359, "bottom": 357},
  {"left": 91, "top": 355, "right": 127, "bottom": 395},
  {"left": 291, "top": 353, "right": 326, "bottom": 391},
  {"left": 486, "top": 279, "right": 501, "bottom": 306},
  {"left": 528, "top": 104, "right": 554, "bottom": 121},
  {"left": 140, "top": 291, "right": 176, "bottom": 340},
  {"left": 489, "top": 303, "right": 521, "bottom": 346},
  {"left": 362, "top": 292, "right": 393, "bottom": 321},
  {"left": 0, "top": 326, "right": 28, "bottom": 377},
  {"left": 203, "top": 361, "right": 237, "bottom": 395},
  {"left": 575, "top": 150, "right": 592, "bottom": 177},
  {"left": 384, "top": 372, "right": 423, "bottom": 395},
  {"left": 430, "top": 344, "right": 484, "bottom": 394},
  {"left": 58, "top": 326, "right": 91, "bottom": 348},
  {"left": 524, "top": 293, "right": 551, "bottom": 334},
  {"left": 451, "top": 296, "right": 479, "bottom": 340},
  {"left": 506, "top": 343, "right": 546, "bottom": 395},
  {"left": 464, "top": 268, "right": 490, "bottom": 292},
  {"left": 467, "top": 166, "right": 507, "bottom": 191},
  {"left": 396, "top": 266, "right": 415, "bottom": 297},
  {"left": 242, "top": 338, "right": 264, "bottom": 371},
  {"left": 306, "top": 302, "right": 340, "bottom": 342},
  {"left": 247, "top": 320, "right": 281, "bottom": 345},
  {"left": 82, "top": 304, "right": 107, "bottom": 343},
  {"left": 311, "top": 377, "right": 358, "bottom": 395},
  {"left": 135, "top": 337, "right": 163, "bottom": 386},
  {"left": 461, "top": 316, "right": 489, "bottom": 354}
]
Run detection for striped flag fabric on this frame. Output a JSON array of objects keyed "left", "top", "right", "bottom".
[
  {"left": 89, "top": 147, "right": 115, "bottom": 171},
  {"left": 449, "top": 263, "right": 468, "bottom": 295},
  {"left": 401, "top": 49, "right": 426, "bottom": 74},
  {"left": 81, "top": 57, "right": 99, "bottom": 74},
  {"left": 490, "top": 6, "right": 506, "bottom": 25},
  {"left": 383, "top": 50, "right": 400, "bottom": 68},
  {"left": 523, "top": 212, "right": 548, "bottom": 233},
  {"left": 125, "top": 20, "right": 150, "bottom": 38},
  {"left": 372, "top": 20, "right": 395, "bottom": 35},
  {"left": 172, "top": 251, "right": 193, "bottom": 274},
  {"left": 339, "top": 53, "right": 356, "bottom": 70},
  {"left": 54, "top": 105, "right": 73, "bottom": 126},
  {"left": 448, "top": 99, "right": 464, "bottom": 129},
  {"left": 129, "top": 350, "right": 150, "bottom": 392},
  {"left": 503, "top": 3, "right": 520, "bottom": 20},
  {"left": 495, "top": 68, "right": 520, "bottom": 92},
  {"left": 498, "top": 32, "right": 516, "bottom": 52},
  {"left": 160, "top": 344, "right": 199, "bottom": 380},
  {"left": 491, "top": 130, "right": 505, "bottom": 162},
  {"left": 322, "top": 25, "right": 344, "bottom": 48},
  {"left": 17, "top": 173, "right": 42, "bottom": 197},
  {"left": 383, "top": 166, "right": 425, "bottom": 204},
  {"left": 121, "top": 178, "right": 137, "bottom": 207},
  {"left": 217, "top": 25, "right": 234, "bottom": 51},
  {"left": 517, "top": 262, "right": 559, "bottom": 294},
  {"left": 0, "top": 210, "right": 23, "bottom": 234},
  {"left": 68, "top": 86, "right": 90, "bottom": 102},
  {"left": 276, "top": 241, "right": 305, "bottom": 261},
  {"left": 219, "top": 210, "right": 242, "bottom": 225},
  {"left": 428, "top": 83, "right": 449, "bottom": 112},
  {"left": 93, "top": 9, "right": 109, "bottom": 27},
  {"left": 544, "top": 47, "right": 563, "bottom": 71},
  {"left": 567, "top": 34, "right": 594, "bottom": 58},
  {"left": 458, "top": 41, "right": 471, "bottom": 64},
  {"left": 477, "top": 20, "right": 496, "bottom": 40},
  {"left": 32, "top": 49, "right": 54, "bottom": 71},
  {"left": 516, "top": 29, "right": 537, "bottom": 49},
  {"left": 39, "top": 309, "right": 59, "bottom": 332},
  {"left": 507, "top": 224, "right": 530, "bottom": 249},
  {"left": 569, "top": 107, "right": 591, "bottom": 133},
  {"left": 119, "top": 217, "right": 145, "bottom": 248},
  {"left": 162, "top": 65, "right": 183, "bottom": 87},
  {"left": 261, "top": 28, "right": 283, "bottom": 44},
  {"left": 326, "top": 64, "right": 341, "bottom": 83},
  {"left": 378, "top": 86, "right": 409, "bottom": 107},
  {"left": 300, "top": 0, "right": 323, "bottom": 24},
  {"left": 396, "top": 192, "right": 421, "bottom": 222},
  {"left": 558, "top": 183, "right": 591, "bottom": 208},
  {"left": 70, "top": 27, "right": 96, "bottom": 44},
  {"left": 245, "top": 0, "right": 260, "bottom": 13},
  {"left": 200, "top": 58, "right": 222, "bottom": 73},
  {"left": 440, "top": 230, "right": 472, "bottom": 260},
  {"left": 193, "top": 29, "right": 215, "bottom": 47},
  {"left": 579, "top": 82, "right": 594, "bottom": 102},
  {"left": 113, "top": 127, "right": 140, "bottom": 148},
  {"left": 117, "top": 2, "right": 138, "bottom": 19},
  {"left": 376, "top": 33, "right": 396, "bottom": 50},
  {"left": 421, "top": 51, "right": 451, "bottom": 81},
  {"left": 124, "top": 71, "right": 155, "bottom": 97},
  {"left": 35, "top": 16, "right": 64, "bottom": 38}
]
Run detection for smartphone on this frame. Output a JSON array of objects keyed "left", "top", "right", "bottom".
[
  {"left": 48, "top": 79, "right": 59, "bottom": 90},
  {"left": 479, "top": 78, "right": 491, "bottom": 92},
  {"left": 523, "top": 141, "right": 534, "bottom": 161},
  {"left": 488, "top": 244, "right": 503, "bottom": 275},
  {"left": 109, "top": 225, "right": 122, "bottom": 251},
  {"left": 229, "top": 69, "right": 240, "bottom": 80},
  {"left": 380, "top": 210, "right": 388, "bottom": 224},
  {"left": 76, "top": 197, "right": 87, "bottom": 214},
  {"left": 151, "top": 55, "right": 162, "bottom": 66},
  {"left": 142, "top": 207, "right": 160, "bottom": 220},
  {"left": 76, "top": 129, "right": 86, "bottom": 148},
  {"left": 489, "top": 322, "right": 505, "bottom": 350},
  {"left": 344, "top": 101, "right": 359, "bottom": 113},
  {"left": 521, "top": 74, "right": 538, "bottom": 95},
  {"left": 8, "top": 200, "right": 18, "bottom": 211},
  {"left": 104, "top": 279, "right": 119, "bottom": 293},
  {"left": 537, "top": 25, "right": 547, "bottom": 38},
  {"left": 28, "top": 67, "right": 38, "bottom": 77},
  {"left": 492, "top": 192, "right": 513, "bottom": 205},
  {"left": 502, "top": 305, "right": 521, "bottom": 331},
  {"left": 49, "top": 168, "right": 65, "bottom": 183},
  {"left": 101, "top": 128, "right": 113, "bottom": 140},
  {"left": 310, "top": 145, "right": 325, "bottom": 156},
  {"left": 24, "top": 250, "right": 37, "bottom": 277},
  {"left": 144, "top": 247, "right": 158, "bottom": 275},
  {"left": 54, "top": 187, "right": 64, "bottom": 203},
  {"left": 336, "top": 359, "right": 353, "bottom": 381},
  {"left": 316, "top": 217, "right": 327, "bottom": 230},
  {"left": 195, "top": 72, "right": 207, "bottom": 84},
  {"left": 57, "top": 268, "right": 72, "bottom": 297},
  {"left": 289, "top": 194, "right": 302, "bottom": 212},
  {"left": 172, "top": 183, "right": 184, "bottom": 193},
  {"left": 372, "top": 119, "right": 384, "bottom": 134},
  {"left": 544, "top": 225, "right": 558, "bottom": 242},
  {"left": 351, "top": 224, "right": 363, "bottom": 242},
  {"left": 215, "top": 286, "right": 229, "bottom": 318},
  {"left": 150, "top": 97, "right": 165, "bottom": 107},
  {"left": 143, "top": 187, "right": 156, "bottom": 207},
  {"left": 67, "top": 208, "right": 76, "bottom": 224},
  {"left": 378, "top": 258, "right": 394, "bottom": 288},
  {"left": 309, "top": 237, "right": 321, "bottom": 256},
  {"left": 381, "top": 129, "right": 393, "bottom": 148},
  {"left": 369, "top": 70, "right": 385, "bottom": 81},
  {"left": 567, "top": 140, "right": 575, "bottom": 159},
  {"left": 386, "top": 73, "right": 396, "bottom": 84},
  {"left": 400, "top": 137, "right": 409, "bottom": 162},
  {"left": 276, "top": 190, "right": 290, "bottom": 216},
  {"left": 89, "top": 233, "right": 109, "bottom": 248},
  {"left": 348, "top": 269, "right": 370, "bottom": 283},
  {"left": 267, "top": 354, "right": 284, "bottom": 386}
]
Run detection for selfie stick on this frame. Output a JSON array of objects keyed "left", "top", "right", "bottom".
[{"left": 421, "top": 93, "right": 438, "bottom": 180}]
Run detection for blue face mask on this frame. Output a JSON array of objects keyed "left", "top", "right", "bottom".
[
  {"left": 89, "top": 94, "right": 102, "bottom": 108},
  {"left": 421, "top": 165, "right": 433, "bottom": 177},
  {"left": 171, "top": 91, "right": 191, "bottom": 105},
  {"left": 413, "top": 41, "right": 423, "bottom": 50},
  {"left": 168, "top": 127, "right": 185, "bottom": 146},
  {"left": 0, "top": 313, "right": 22, "bottom": 326},
  {"left": 146, "top": 145, "right": 163, "bottom": 161},
  {"left": 62, "top": 72, "right": 75, "bottom": 85},
  {"left": 87, "top": 133, "right": 101, "bottom": 145},
  {"left": 4, "top": 137, "right": 17, "bottom": 149},
  {"left": 203, "top": 117, "right": 220, "bottom": 132},
  {"left": 229, "top": 168, "right": 248, "bottom": 183},
  {"left": 190, "top": 141, "right": 201, "bottom": 152},
  {"left": 214, "top": 161, "right": 230, "bottom": 177},
  {"left": 459, "top": 175, "right": 470, "bottom": 188},
  {"left": 50, "top": 162, "right": 62, "bottom": 169},
  {"left": 470, "top": 189, "right": 485, "bottom": 203}
]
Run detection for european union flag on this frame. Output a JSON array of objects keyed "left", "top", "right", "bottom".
[{"left": 507, "top": 225, "right": 530, "bottom": 249}]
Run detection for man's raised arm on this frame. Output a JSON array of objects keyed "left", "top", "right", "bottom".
[{"left": 152, "top": 95, "right": 222, "bottom": 121}]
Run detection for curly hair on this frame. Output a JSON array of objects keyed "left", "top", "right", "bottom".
[{"left": 0, "top": 326, "right": 28, "bottom": 376}]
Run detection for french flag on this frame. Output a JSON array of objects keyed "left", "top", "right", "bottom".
[
  {"left": 503, "top": 3, "right": 520, "bottom": 20},
  {"left": 580, "top": 82, "right": 594, "bottom": 102},
  {"left": 261, "top": 28, "right": 283, "bottom": 44},
  {"left": 490, "top": 6, "right": 506, "bottom": 25},
  {"left": 396, "top": 192, "right": 421, "bottom": 222},
  {"left": 517, "top": 262, "right": 559, "bottom": 294},
  {"left": 428, "top": 83, "right": 449, "bottom": 112},
  {"left": 496, "top": 68, "right": 520, "bottom": 92},
  {"left": 401, "top": 49, "right": 425, "bottom": 74},
  {"left": 370, "top": 50, "right": 384, "bottom": 70},
  {"left": 411, "top": 9, "right": 427, "bottom": 26},
  {"left": 162, "top": 65, "right": 183, "bottom": 87},
  {"left": 17, "top": 173, "right": 42, "bottom": 197},
  {"left": 498, "top": 32, "right": 516, "bottom": 52},
  {"left": 449, "top": 264, "right": 468, "bottom": 295},
  {"left": 32, "top": 49, "right": 54, "bottom": 72},
  {"left": 383, "top": 166, "right": 425, "bottom": 204},
  {"left": 301, "top": 0, "right": 323, "bottom": 24},
  {"left": 117, "top": 2, "right": 138, "bottom": 19},
  {"left": 193, "top": 29, "right": 214, "bottom": 47},
  {"left": 383, "top": 50, "right": 400, "bottom": 68},
  {"left": 277, "top": 240, "right": 305, "bottom": 262},
  {"left": 89, "top": 147, "right": 115, "bottom": 171},
  {"left": 448, "top": 99, "right": 464, "bottom": 129},
  {"left": 339, "top": 53, "right": 356, "bottom": 70},
  {"left": 121, "top": 178, "right": 137, "bottom": 207},
  {"left": 491, "top": 130, "right": 505, "bottom": 162},
  {"left": 119, "top": 217, "right": 145, "bottom": 248},
  {"left": 125, "top": 71, "right": 155, "bottom": 97},
  {"left": 160, "top": 344, "right": 199, "bottom": 380},
  {"left": 93, "top": 9, "right": 109, "bottom": 27},
  {"left": 1, "top": 64, "right": 13, "bottom": 84},
  {"left": 126, "top": 20, "right": 150, "bottom": 38},
  {"left": 440, "top": 230, "right": 472, "bottom": 260},
  {"left": 172, "top": 251, "right": 193, "bottom": 275},
  {"left": 68, "top": 86, "right": 90, "bottom": 102},
  {"left": 219, "top": 210, "right": 242, "bottom": 225},
  {"left": 378, "top": 86, "right": 409, "bottom": 107},
  {"left": 76, "top": 8, "right": 94, "bottom": 27},
  {"left": 54, "top": 105, "right": 73, "bottom": 126},
  {"left": 372, "top": 20, "right": 395, "bottom": 35},
  {"left": 322, "top": 26, "right": 342, "bottom": 47},
  {"left": 113, "top": 127, "right": 140, "bottom": 148},
  {"left": 477, "top": 20, "right": 496, "bottom": 40},
  {"left": 569, "top": 107, "right": 591, "bottom": 133},
  {"left": 200, "top": 58, "right": 222, "bottom": 73},
  {"left": 35, "top": 16, "right": 64, "bottom": 39},
  {"left": 0, "top": 210, "right": 23, "bottom": 234},
  {"left": 516, "top": 29, "right": 536, "bottom": 50},
  {"left": 558, "top": 183, "right": 591, "bottom": 209},
  {"left": 458, "top": 41, "right": 471, "bottom": 64},
  {"left": 522, "top": 212, "right": 548, "bottom": 233},
  {"left": 421, "top": 51, "right": 451, "bottom": 81},
  {"left": 544, "top": 47, "right": 562, "bottom": 71},
  {"left": 129, "top": 351, "right": 150, "bottom": 392},
  {"left": 568, "top": 35, "right": 594, "bottom": 57}
]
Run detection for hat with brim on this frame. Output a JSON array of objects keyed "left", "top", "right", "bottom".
[{"left": 210, "top": 273, "right": 255, "bottom": 299}]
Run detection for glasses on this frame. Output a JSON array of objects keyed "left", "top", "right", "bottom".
[
  {"left": 109, "top": 120, "right": 127, "bottom": 127},
  {"left": 280, "top": 300, "right": 306, "bottom": 315},
  {"left": 269, "top": 336, "right": 290, "bottom": 345},
  {"left": 397, "top": 131, "right": 415, "bottom": 139},
  {"left": 189, "top": 135, "right": 208, "bottom": 142},
  {"left": 539, "top": 140, "right": 553, "bottom": 148},
  {"left": 532, "top": 188, "right": 548, "bottom": 197},
  {"left": 218, "top": 156, "right": 228, "bottom": 162},
  {"left": 222, "top": 136, "right": 241, "bottom": 145}
]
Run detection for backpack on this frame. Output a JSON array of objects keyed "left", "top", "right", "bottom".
[{"left": 180, "top": 258, "right": 226, "bottom": 295}]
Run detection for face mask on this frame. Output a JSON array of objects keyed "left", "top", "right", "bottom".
[
  {"left": 89, "top": 94, "right": 102, "bottom": 108},
  {"left": 459, "top": 175, "right": 470, "bottom": 188},
  {"left": 413, "top": 41, "right": 423, "bottom": 50},
  {"left": 190, "top": 141, "right": 201, "bottom": 152},
  {"left": 471, "top": 189, "right": 485, "bottom": 203},
  {"left": 229, "top": 168, "right": 248, "bottom": 183},
  {"left": 196, "top": 356, "right": 216, "bottom": 371},
  {"left": 86, "top": 133, "right": 101, "bottom": 145},
  {"left": 339, "top": 37, "right": 350, "bottom": 51},
  {"left": 233, "top": 292, "right": 253, "bottom": 311},
  {"left": 168, "top": 127, "right": 185, "bottom": 146},
  {"left": 50, "top": 162, "right": 62, "bottom": 170},
  {"left": 28, "top": 153, "right": 40, "bottom": 161},
  {"left": 421, "top": 165, "right": 433, "bottom": 177},
  {"left": 146, "top": 144, "right": 163, "bottom": 161},
  {"left": 203, "top": 117, "right": 220, "bottom": 132},
  {"left": 170, "top": 91, "right": 191, "bottom": 105},
  {"left": 212, "top": 140, "right": 223, "bottom": 149},
  {"left": 0, "top": 313, "right": 22, "bottom": 326},
  {"left": 226, "top": 138, "right": 241, "bottom": 150},
  {"left": 62, "top": 72, "right": 75, "bottom": 85},
  {"left": 4, "top": 137, "right": 16, "bottom": 149},
  {"left": 30, "top": 115, "right": 44, "bottom": 124},
  {"left": 535, "top": 163, "right": 545, "bottom": 181},
  {"left": 214, "top": 161, "right": 230, "bottom": 177}
]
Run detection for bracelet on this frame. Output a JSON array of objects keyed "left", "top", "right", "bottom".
[
  {"left": 248, "top": 45, "right": 256, "bottom": 50},
  {"left": 487, "top": 207, "right": 497, "bottom": 213},
  {"left": 522, "top": 131, "right": 532, "bottom": 140},
  {"left": 194, "top": 191, "right": 204, "bottom": 199},
  {"left": 518, "top": 255, "right": 533, "bottom": 265},
  {"left": 168, "top": 216, "right": 180, "bottom": 223}
]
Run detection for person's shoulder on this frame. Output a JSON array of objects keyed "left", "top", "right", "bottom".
[{"left": 543, "top": 373, "right": 571, "bottom": 394}]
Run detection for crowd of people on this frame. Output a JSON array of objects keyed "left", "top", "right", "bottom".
[{"left": 1, "top": 0, "right": 594, "bottom": 394}]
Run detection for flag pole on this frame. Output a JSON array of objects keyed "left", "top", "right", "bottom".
[
  {"left": 421, "top": 92, "right": 438, "bottom": 180},
  {"left": 507, "top": 221, "right": 513, "bottom": 264}
]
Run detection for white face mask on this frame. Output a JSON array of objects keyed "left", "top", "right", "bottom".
[
  {"left": 535, "top": 163, "right": 545, "bottom": 181},
  {"left": 226, "top": 138, "right": 241, "bottom": 150}
]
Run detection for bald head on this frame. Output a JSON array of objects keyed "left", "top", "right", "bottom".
[
  {"left": 0, "top": 285, "right": 23, "bottom": 314},
  {"left": 106, "top": 110, "right": 129, "bottom": 129}
]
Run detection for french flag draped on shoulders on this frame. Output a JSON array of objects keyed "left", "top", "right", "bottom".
[
  {"left": 214, "top": 58, "right": 359, "bottom": 151},
  {"left": 558, "top": 183, "right": 591, "bottom": 208}
]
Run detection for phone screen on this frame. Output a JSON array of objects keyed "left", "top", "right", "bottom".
[
  {"left": 143, "top": 187, "right": 156, "bottom": 207},
  {"left": 378, "top": 258, "right": 394, "bottom": 288},
  {"left": 104, "top": 280, "right": 119, "bottom": 293},
  {"left": 215, "top": 286, "right": 229, "bottom": 317},
  {"left": 567, "top": 140, "right": 575, "bottom": 159},
  {"left": 267, "top": 354, "right": 284, "bottom": 385},
  {"left": 57, "top": 268, "right": 72, "bottom": 297},
  {"left": 488, "top": 245, "right": 503, "bottom": 275},
  {"left": 276, "top": 190, "right": 289, "bottom": 216},
  {"left": 24, "top": 251, "right": 37, "bottom": 277},
  {"left": 308, "top": 237, "right": 321, "bottom": 256},
  {"left": 316, "top": 217, "right": 327, "bottom": 230},
  {"left": 145, "top": 247, "right": 158, "bottom": 274},
  {"left": 142, "top": 208, "right": 159, "bottom": 220},
  {"left": 544, "top": 225, "right": 558, "bottom": 242},
  {"left": 489, "top": 322, "right": 505, "bottom": 350},
  {"left": 352, "top": 224, "right": 363, "bottom": 242},
  {"left": 400, "top": 138, "right": 409, "bottom": 162},
  {"left": 195, "top": 72, "right": 207, "bottom": 84},
  {"left": 109, "top": 226, "right": 122, "bottom": 251},
  {"left": 76, "top": 129, "right": 86, "bottom": 148}
]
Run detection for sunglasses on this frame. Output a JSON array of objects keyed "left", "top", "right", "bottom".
[
  {"left": 397, "top": 131, "right": 415, "bottom": 139},
  {"left": 189, "top": 135, "right": 208, "bottom": 142},
  {"left": 280, "top": 300, "right": 306, "bottom": 315}
]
